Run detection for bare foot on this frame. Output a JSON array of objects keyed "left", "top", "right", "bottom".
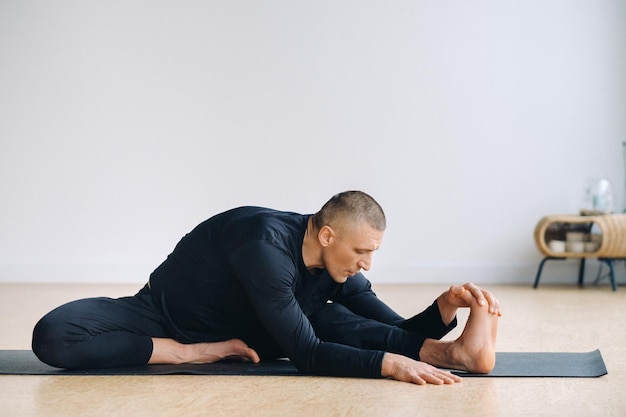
[
  {"left": 150, "top": 338, "right": 260, "bottom": 365},
  {"left": 450, "top": 301, "right": 498, "bottom": 373},
  {"left": 419, "top": 301, "right": 498, "bottom": 373},
  {"left": 188, "top": 339, "right": 261, "bottom": 364}
]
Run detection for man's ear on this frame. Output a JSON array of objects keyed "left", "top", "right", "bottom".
[{"left": 318, "top": 225, "right": 335, "bottom": 247}]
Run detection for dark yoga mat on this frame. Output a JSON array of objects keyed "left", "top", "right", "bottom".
[{"left": 0, "top": 349, "right": 607, "bottom": 378}]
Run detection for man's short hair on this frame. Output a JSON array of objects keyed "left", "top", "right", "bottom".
[{"left": 312, "top": 191, "right": 386, "bottom": 232}]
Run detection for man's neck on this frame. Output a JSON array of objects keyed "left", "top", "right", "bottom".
[{"left": 302, "top": 217, "right": 324, "bottom": 272}]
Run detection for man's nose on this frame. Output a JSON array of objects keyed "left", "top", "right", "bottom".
[{"left": 357, "top": 254, "right": 372, "bottom": 271}]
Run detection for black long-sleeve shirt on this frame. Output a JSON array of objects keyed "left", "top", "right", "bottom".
[{"left": 149, "top": 206, "right": 454, "bottom": 378}]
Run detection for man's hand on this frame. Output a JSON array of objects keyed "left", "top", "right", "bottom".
[
  {"left": 381, "top": 352, "right": 462, "bottom": 385},
  {"left": 437, "top": 283, "right": 502, "bottom": 325}
]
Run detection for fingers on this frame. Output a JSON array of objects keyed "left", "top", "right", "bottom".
[
  {"left": 463, "top": 282, "right": 486, "bottom": 306},
  {"left": 482, "top": 290, "right": 502, "bottom": 316},
  {"left": 462, "top": 283, "right": 502, "bottom": 316},
  {"left": 425, "top": 370, "right": 462, "bottom": 385},
  {"left": 383, "top": 353, "right": 463, "bottom": 386},
  {"left": 453, "top": 285, "right": 475, "bottom": 306},
  {"left": 412, "top": 369, "right": 463, "bottom": 386}
]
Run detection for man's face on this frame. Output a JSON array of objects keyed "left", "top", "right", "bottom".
[{"left": 321, "top": 221, "right": 384, "bottom": 283}]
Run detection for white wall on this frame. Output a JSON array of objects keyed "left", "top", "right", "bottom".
[{"left": 1, "top": 0, "right": 624, "bottom": 285}]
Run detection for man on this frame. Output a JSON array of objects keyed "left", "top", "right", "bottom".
[{"left": 32, "top": 191, "right": 500, "bottom": 385}]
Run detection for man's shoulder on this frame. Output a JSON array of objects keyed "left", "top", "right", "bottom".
[
  {"left": 213, "top": 207, "right": 308, "bottom": 268},
  {"left": 219, "top": 206, "right": 304, "bottom": 226},
  {"left": 204, "top": 206, "right": 308, "bottom": 244},
  {"left": 238, "top": 207, "right": 307, "bottom": 236}
]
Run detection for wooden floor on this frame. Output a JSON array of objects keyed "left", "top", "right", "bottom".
[{"left": 1, "top": 282, "right": 625, "bottom": 417}]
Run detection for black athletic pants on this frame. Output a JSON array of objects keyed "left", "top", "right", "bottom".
[{"left": 32, "top": 285, "right": 445, "bottom": 370}]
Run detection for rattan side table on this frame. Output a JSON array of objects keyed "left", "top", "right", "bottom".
[{"left": 533, "top": 214, "right": 626, "bottom": 291}]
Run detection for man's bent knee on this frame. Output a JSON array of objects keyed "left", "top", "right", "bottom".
[{"left": 31, "top": 313, "right": 75, "bottom": 368}]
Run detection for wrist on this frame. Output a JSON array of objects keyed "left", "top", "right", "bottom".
[
  {"left": 436, "top": 294, "right": 457, "bottom": 326},
  {"left": 381, "top": 353, "right": 396, "bottom": 378}
]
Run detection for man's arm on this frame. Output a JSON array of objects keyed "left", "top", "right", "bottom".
[
  {"left": 331, "top": 273, "right": 406, "bottom": 325},
  {"left": 230, "top": 241, "right": 385, "bottom": 378},
  {"left": 336, "top": 274, "right": 457, "bottom": 340}
]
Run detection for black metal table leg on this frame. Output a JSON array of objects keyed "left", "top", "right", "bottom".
[
  {"left": 534, "top": 257, "right": 619, "bottom": 291},
  {"left": 599, "top": 258, "right": 617, "bottom": 291},
  {"left": 533, "top": 257, "right": 565, "bottom": 289},
  {"left": 578, "top": 257, "right": 586, "bottom": 287}
]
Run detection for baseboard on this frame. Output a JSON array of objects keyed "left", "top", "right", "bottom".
[{"left": 0, "top": 259, "right": 622, "bottom": 286}]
